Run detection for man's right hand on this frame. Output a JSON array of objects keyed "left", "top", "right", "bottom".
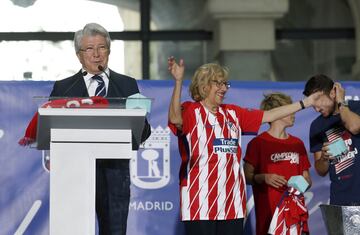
[
  {"left": 321, "top": 142, "right": 335, "bottom": 161},
  {"left": 334, "top": 82, "right": 346, "bottom": 104}
]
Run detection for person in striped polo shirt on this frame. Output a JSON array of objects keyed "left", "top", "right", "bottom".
[{"left": 167, "top": 57, "right": 320, "bottom": 235}]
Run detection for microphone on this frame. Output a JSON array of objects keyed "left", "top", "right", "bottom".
[
  {"left": 98, "top": 65, "right": 109, "bottom": 78},
  {"left": 63, "top": 70, "right": 88, "bottom": 96}
]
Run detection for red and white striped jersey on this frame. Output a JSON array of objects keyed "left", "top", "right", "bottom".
[{"left": 169, "top": 101, "right": 263, "bottom": 221}]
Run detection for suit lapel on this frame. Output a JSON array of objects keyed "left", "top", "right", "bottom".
[
  {"left": 107, "top": 80, "right": 121, "bottom": 97},
  {"left": 69, "top": 71, "right": 89, "bottom": 97},
  {"left": 107, "top": 70, "right": 124, "bottom": 98}
]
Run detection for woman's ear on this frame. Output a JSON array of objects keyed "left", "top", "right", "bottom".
[
  {"left": 202, "top": 84, "right": 210, "bottom": 97},
  {"left": 203, "top": 85, "right": 208, "bottom": 93}
]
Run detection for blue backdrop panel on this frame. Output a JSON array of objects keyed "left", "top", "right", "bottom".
[{"left": 0, "top": 80, "right": 359, "bottom": 235}]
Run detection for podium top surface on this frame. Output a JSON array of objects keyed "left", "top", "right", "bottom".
[
  {"left": 38, "top": 108, "right": 146, "bottom": 117},
  {"left": 33, "top": 96, "right": 153, "bottom": 113},
  {"left": 36, "top": 107, "right": 147, "bottom": 150}
]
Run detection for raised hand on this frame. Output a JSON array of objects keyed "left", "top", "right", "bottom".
[
  {"left": 334, "top": 82, "right": 345, "bottom": 103},
  {"left": 168, "top": 56, "right": 185, "bottom": 128},
  {"left": 168, "top": 56, "right": 184, "bottom": 82}
]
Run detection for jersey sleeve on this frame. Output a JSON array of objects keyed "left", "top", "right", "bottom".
[
  {"left": 237, "top": 106, "right": 264, "bottom": 135},
  {"left": 168, "top": 101, "right": 193, "bottom": 136}
]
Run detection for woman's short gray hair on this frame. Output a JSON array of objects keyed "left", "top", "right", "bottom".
[
  {"left": 189, "top": 63, "right": 229, "bottom": 101},
  {"left": 74, "top": 23, "right": 111, "bottom": 53}
]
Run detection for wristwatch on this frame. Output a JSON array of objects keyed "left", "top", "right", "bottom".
[{"left": 338, "top": 100, "right": 349, "bottom": 108}]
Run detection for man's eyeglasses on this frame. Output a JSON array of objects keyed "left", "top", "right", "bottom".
[
  {"left": 79, "top": 45, "right": 109, "bottom": 54},
  {"left": 211, "top": 80, "right": 231, "bottom": 89}
]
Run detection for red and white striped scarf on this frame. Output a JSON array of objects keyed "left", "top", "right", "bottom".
[
  {"left": 268, "top": 187, "right": 309, "bottom": 235},
  {"left": 18, "top": 97, "right": 109, "bottom": 146}
]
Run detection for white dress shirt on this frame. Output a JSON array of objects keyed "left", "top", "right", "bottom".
[{"left": 82, "top": 68, "right": 110, "bottom": 96}]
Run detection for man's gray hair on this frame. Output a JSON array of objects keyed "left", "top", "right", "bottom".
[{"left": 74, "top": 23, "right": 111, "bottom": 53}]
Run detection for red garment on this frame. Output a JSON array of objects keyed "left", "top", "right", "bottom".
[
  {"left": 268, "top": 187, "right": 309, "bottom": 235},
  {"left": 168, "top": 101, "right": 263, "bottom": 221},
  {"left": 244, "top": 132, "right": 311, "bottom": 235},
  {"left": 18, "top": 97, "right": 109, "bottom": 146}
]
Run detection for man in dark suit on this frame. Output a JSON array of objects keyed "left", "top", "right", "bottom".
[{"left": 49, "top": 23, "right": 151, "bottom": 235}]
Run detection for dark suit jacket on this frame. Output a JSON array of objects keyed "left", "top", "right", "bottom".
[
  {"left": 50, "top": 70, "right": 151, "bottom": 155},
  {"left": 50, "top": 69, "right": 140, "bottom": 99}
]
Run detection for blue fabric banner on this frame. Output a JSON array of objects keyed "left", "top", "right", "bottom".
[{"left": 0, "top": 80, "right": 359, "bottom": 235}]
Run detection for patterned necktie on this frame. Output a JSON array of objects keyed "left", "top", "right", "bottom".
[{"left": 92, "top": 75, "right": 106, "bottom": 97}]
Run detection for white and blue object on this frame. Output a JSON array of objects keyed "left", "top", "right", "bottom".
[
  {"left": 125, "top": 93, "right": 152, "bottom": 113},
  {"left": 287, "top": 175, "right": 309, "bottom": 193},
  {"left": 327, "top": 138, "right": 348, "bottom": 157}
]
